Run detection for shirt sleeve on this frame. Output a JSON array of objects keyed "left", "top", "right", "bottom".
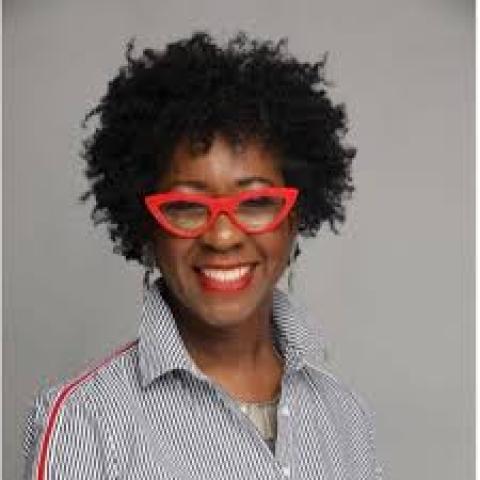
[
  {"left": 348, "top": 388, "right": 383, "bottom": 480},
  {"left": 23, "top": 386, "right": 117, "bottom": 480}
]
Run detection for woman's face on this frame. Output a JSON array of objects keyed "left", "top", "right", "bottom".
[{"left": 152, "top": 135, "right": 298, "bottom": 329}]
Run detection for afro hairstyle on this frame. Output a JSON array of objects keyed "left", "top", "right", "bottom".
[{"left": 80, "top": 31, "right": 356, "bottom": 266}]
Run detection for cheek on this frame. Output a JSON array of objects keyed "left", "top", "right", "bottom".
[
  {"left": 153, "top": 236, "right": 192, "bottom": 277},
  {"left": 260, "top": 227, "right": 295, "bottom": 271}
]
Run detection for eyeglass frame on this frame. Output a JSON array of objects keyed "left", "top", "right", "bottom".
[{"left": 144, "top": 186, "right": 299, "bottom": 238}]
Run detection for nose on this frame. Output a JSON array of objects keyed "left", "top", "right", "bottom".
[{"left": 199, "top": 212, "right": 244, "bottom": 250}]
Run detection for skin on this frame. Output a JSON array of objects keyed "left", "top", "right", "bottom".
[{"left": 152, "top": 135, "right": 299, "bottom": 402}]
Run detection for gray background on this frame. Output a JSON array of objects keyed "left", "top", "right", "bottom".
[{"left": 3, "top": 0, "right": 474, "bottom": 479}]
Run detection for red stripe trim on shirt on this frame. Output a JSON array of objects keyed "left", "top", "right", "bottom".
[{"left": 35, "top": 339, "right": 138, "bottom": 480}]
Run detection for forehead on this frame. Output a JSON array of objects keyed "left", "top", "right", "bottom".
[{"left": 159, "top": 136, "right": 285, "bottom": 192}]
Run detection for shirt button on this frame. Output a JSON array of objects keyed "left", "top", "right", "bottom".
[
  {"left": 279, "top": 405, "right": 290, "bottom": 416},
  {"left": 282, "top": 465, "right": 291, "bottom": 477}
]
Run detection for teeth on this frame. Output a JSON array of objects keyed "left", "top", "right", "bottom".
[{"left": 200, "top": 266, "right": 251, "bottom": 282}]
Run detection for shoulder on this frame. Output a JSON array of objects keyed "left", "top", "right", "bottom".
[
  {"left": 23, "top": 339, "right": 139, "bottom": 480},
  {"left": 302, "top": 363, "right": 377, "bottom": 439},
  {"left": 43, "top": 338, "right": 140, "bottom": 415},
  {"left": 305, "top": 364, "right": 376, "bottom": 425},
  {"left": 30, "top": 338, "right": 140, "bottom": 429}
]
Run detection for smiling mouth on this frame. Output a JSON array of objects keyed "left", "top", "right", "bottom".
[{"left": 194, "top": 265, "right": 256, "bottom": 292}]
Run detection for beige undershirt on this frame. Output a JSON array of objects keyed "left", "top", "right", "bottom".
[{"left": 236, "top": 395, "right": 280, "bottom": 452}]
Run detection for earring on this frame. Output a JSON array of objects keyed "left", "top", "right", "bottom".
[
  {"left": 141, "top": 243, "right": 156, "bottom": 300},
  {"left": 287, "top": 238, "right": 301, "bottom": 294}
]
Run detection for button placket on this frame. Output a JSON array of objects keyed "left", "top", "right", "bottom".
[
  {"left": 279, "top": 404, "right": 290, "bottom": 417},
  {"left": 278, "top": 407, "right": 293, "bottom": 478},
  {"left": 281, "top": 465, "right": 291, "bottom": 478},
  {"left": 275, "top": 373, "right": 294, "bottom": 478}
]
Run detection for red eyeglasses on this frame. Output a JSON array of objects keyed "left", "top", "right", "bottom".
[{"left": 144, "top": 187, "right": 299, "bottom": 238}]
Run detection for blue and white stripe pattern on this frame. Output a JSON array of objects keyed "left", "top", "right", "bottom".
[{"left": 23, "top": 277, "right": 382, "bottom": 479}]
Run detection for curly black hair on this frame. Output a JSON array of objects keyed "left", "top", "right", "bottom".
[{"left": 81, "top": 31, "right": 355, "bottom": 265}]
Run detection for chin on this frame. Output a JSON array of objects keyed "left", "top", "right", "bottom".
[{"left": 199, "top": 302, "right": 253, "bottom": 328}]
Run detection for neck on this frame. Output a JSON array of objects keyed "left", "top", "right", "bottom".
[{"left": 181, "top": 315, "right": 275, "bottom": 369}]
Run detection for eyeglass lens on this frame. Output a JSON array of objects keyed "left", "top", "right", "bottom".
[{"left": 159, "top": 195, "right": 286, "bottom": 231}]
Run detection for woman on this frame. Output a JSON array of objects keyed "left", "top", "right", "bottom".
[{"left": 24, "top": 32, "right": 381, "bottom": 479}]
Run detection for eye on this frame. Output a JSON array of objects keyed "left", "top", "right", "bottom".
[{"left": 160, "top": 200, "right": 209, "bottom": 230}]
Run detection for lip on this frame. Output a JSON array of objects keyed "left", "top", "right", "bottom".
[
  {"left": 194, "top": 264, "right": 256, "bottom": 292},
  {"left": 195, "top": 262, "right": 257, "bottom": 270}
]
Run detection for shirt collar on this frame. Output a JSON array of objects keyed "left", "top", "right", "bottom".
[{"left": 138, "top": 277, "right": 326, "bottom": 388}]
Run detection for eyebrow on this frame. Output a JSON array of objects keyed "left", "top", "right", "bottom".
[{"left": 168, "top": 177, "right": 275, "bottom": 189}]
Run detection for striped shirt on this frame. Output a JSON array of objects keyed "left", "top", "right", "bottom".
[{"left": 23, "top": 277, "right": 382, "bottom": 479}]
